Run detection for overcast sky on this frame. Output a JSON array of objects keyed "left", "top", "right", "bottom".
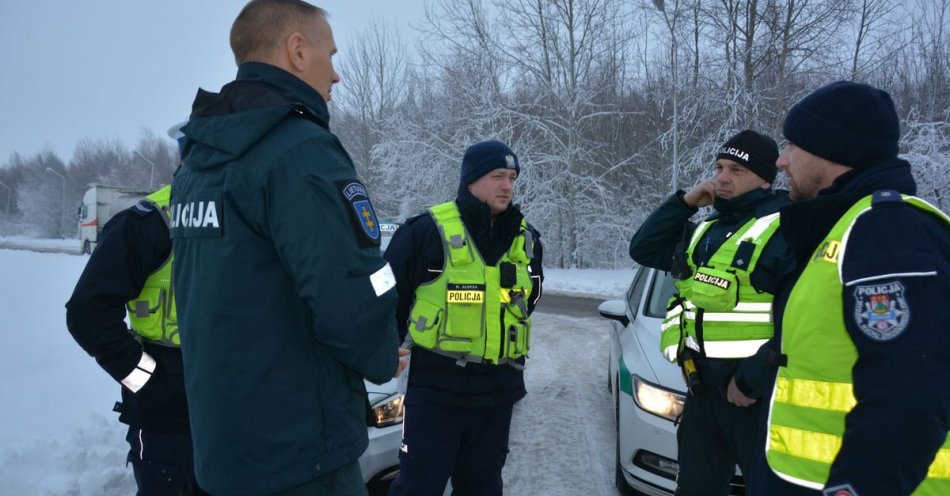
[{"left": 0, "top": 0, "right": 426, "bottom": 163}]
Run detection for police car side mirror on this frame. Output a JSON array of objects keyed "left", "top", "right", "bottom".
[{"left": 598, "top": 300, "right": 629, "bottom": 327}]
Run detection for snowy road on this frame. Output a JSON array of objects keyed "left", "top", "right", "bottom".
[
  {"left": 0, "top": 249, "right": 623, "bottom": 495},
  {"left": 505, "top": 311, "right": 620, "bottom": 495}
]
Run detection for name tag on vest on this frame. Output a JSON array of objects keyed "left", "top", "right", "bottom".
[
  {"left": 169, "top": 192, "right": 223, "bottom": 238},
  {"left": 446, "top": 283, "right": 485, "bottom": 304}
]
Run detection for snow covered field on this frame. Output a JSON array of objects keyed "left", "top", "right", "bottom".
[{"left": 0, "top": 247, "right": 629, "bottom": 495}]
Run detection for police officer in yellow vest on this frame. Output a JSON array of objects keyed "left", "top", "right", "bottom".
[
  {"left": 385, "top": 140, "right": 543, "bottom": 496},
  {"left": 747, "top": 81, "right": 950, "bottom": 496},
  {"left": 630, "top": 130, "right": 789, "bottom": 495},
  {"left": 66, "top": 182, "right": 206, "bottom": 496}
]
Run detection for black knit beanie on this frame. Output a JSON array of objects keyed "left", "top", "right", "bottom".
[
  {"left": 783, "top": 81, "right": 900, "bottom": 168},
  {"left": 716, "top": 130, "right": 779, "bottom": 183},
  {"left": 460, "top": 140, "right": 520, "bottom": 186}
]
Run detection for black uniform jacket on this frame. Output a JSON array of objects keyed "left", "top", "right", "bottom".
[
  {"left": 755, "top": 158, "right": 950, "bottom": 496},
  {"left": 629, "top": 188, "right": 791, "bottom": 396},
  {"left": 385, "top": 187, "right": 544, "bottom": 408},
  {"left": 65, "top": 201, "right": 189, "bottom": 432}
]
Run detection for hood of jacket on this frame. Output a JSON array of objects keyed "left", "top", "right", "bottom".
[{"left": 180, "top": 62, "right": 331, "bottom": 171}]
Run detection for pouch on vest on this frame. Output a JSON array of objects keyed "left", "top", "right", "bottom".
[
  {"left": 127, "top": 287, "right": 166, "bottom": 338},
  {"left": 441, "top": 282, "right": 485, "bottom": 352},
  {"left": 688, "top": 267, "right": 739, "bottom": 312},
  {"left": 408, "top": 299, "right": 443, "bottom": 349},
  {"left": 504, "top": 290, "right": 530, "bottom": 359},
  {"left": 506, "top": 321, "right": 530, "bottom": 358},
  {"left": 673, "top": 278, "right": 692, "bottom": 301}
]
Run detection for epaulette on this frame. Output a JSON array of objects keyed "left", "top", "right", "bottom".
[
  {"left": 403, "top": 212, "right": 429, "bottom": 225},
  {"left": 127, "top": 199, "right": 159, "bottom": 218},
  {"left": 525, "top": 222, "right": 542, "bottom": 239},
  {"left": 871, "top": 189, "right": 902, "bottom": 207}
]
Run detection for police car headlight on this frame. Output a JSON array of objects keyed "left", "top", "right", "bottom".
[
  {"left": 633, "top": 375, "right": 684, "bottom": 422},
  {"left": 372, "top": 394, "right": 405, "bottom": 428}
]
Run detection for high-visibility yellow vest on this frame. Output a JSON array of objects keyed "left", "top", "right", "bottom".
[
  {"left": 660, "top": 212, "right": 780, "bottom": 362},
  {"left": 126, "top": 185, "right": 179, "bottom": 347},
  {"left": 408, "top": 202, "right": 534, "bottom": 365},
  {"left": 766, "top": 192, "right": 950, "bottom": 493}
]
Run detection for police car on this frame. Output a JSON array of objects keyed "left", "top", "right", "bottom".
[
  {"left": 361, "top": 378, "right": 404, "bottom": 494},
  {"left": 360, "top": 221, "right": 404, "bottom": 495},
  {"left": 598, "top": 267, "right": 743, "bottom": 495}
]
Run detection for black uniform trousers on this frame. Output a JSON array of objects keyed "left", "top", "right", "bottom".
[
  {"left": 387, "top": 394, "right": 514, "bottom": 496},
  {"left": 675, "top": 388, "right": 760, "bottom": 496},
  {"left": 126, "top": 427, "right": 207, "bottom": 496}
]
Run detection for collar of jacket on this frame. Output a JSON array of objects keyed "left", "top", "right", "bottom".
[
  {"left": 454, "top": 186, "right": 524, "bottom": 264},
  {"left": 779, "top": 157, "right": 916, "bottom": 264},
  {"left": 234, "top": 62, "right": 331, "bottom": 126},
  {"left": 709, "top": 187, "right": 775, "bottom": 223}
]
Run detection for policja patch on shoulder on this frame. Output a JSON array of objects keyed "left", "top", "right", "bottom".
[
  {"left": 852, "top": 280, "right": 910, "bottom": 341},
  {"left": 336, "top": 180, "right": 381, "bottom": 248}
]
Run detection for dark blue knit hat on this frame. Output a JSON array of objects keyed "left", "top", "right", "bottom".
[
  {"left": 783, "top": 81, "right": 900, "bottom": 169},
  {"left": 460, "top": 140, "right": 520, "bottom": 186}
]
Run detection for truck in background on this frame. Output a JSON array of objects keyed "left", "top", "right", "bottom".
[{"left": 78, "top": 185, "right": 152, "bottom": 254}]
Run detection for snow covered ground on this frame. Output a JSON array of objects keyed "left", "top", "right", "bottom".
[{"left": 0, "top": 247, "right": 630, "bottom": 495}]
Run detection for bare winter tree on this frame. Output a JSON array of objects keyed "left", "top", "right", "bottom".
[
  {"left": 12, "top": 150, "right": 68, "bottom": 238},
  {"left": 334, "top": 21, "right": 411, "bottom": 220},
  {"left": 131, "top": 128, "right": 179, "bottom": 190},
  {"left": 848, "top": 0, "right": 907, "bottom": 80},
  {"left": 4, "top": 0, "right": 946, "bottom": 267},
  {"left": 902, "top": 114, "right": 950, "bottom": 212}
]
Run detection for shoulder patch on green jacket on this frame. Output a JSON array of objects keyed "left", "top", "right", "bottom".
[{"left": 336, "top": 179, "right": 380, "bottom": 248}]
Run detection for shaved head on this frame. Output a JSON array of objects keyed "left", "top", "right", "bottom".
[{"left": 230, "top": 0, "right": 328, "bottom": 65}]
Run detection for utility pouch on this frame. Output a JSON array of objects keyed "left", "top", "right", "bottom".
[
  {"left": 408, "top": 299, "right": 443, "bottom": 349},
  {"left": 443, "top": 282, "right": 484, "bottom": 340},
  {"left": 500, "top": 262, "right": 516, "bottom": 288},
  {"left": 127, "top": 288, "right": 166, "bottom": 339},
  {"left": 673, "top": 278, "right": 693, "bottom": 301},
  {"left": 688, "top": 267, "right": 739, "bottom": 311},
  {"left": 731, "top": 240, "right": 756, "bottom": 270},
  {"left": 506, "top": 321, "right": 530, "bottom": 359},
  {"left": 671, "top": 240, "right": 692, "bottom": 280}
]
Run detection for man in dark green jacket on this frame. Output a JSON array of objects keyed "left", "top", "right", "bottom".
[
  {"left": 629, "top": 130, "right": 789, "bottom": 495},
  {"left": 170, "top": 2, "right": 401, "bottom": 495}
]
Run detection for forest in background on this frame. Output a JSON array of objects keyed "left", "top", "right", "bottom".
[{"left": 2, "top": 0, "right": 947, "bottom": 268}]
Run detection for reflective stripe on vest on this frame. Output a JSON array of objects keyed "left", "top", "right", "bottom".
[
  {"left": 126, "top": 185, "right": 179, "bottom": 347},
  {"left": 408, "top": 201, "right": 533, "bottom": 365},
  {"left": 660, "top": 212, "right": 780, "bottom": 362},
  {"left": 766, "top": 193, "right": 950, "bottom": 493}
]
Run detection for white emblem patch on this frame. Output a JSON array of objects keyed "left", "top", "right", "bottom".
[
  {"left": 370, "top": 263, "right": 396, "bottom": 297},
  {"left": 853, "top": 281, "right": 910, "bottom": 341},
  {"left": 505, "top": 154, "right": 516, "bottom": 168}
]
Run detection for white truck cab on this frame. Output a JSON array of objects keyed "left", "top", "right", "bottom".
[{"left": 78, "top": 185, "right": 152, "bottom": 254}]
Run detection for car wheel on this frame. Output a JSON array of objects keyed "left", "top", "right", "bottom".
[
  {"left": 365, "top": 465, "right": 399, "bottom": 496},
  {"left": 82, "top": 240, "right": 91, "bottom": 255},
  {"left": 614, "top": 374, "right": 636, "bottom": 495},
  {"left": 365, "top": 477, "right": 392, "bottom": 496}
]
